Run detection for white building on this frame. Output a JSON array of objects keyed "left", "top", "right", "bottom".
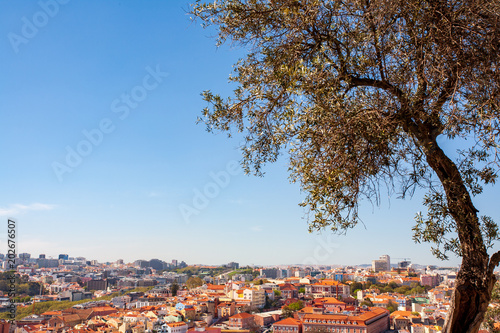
[
  {"left": 295, "top": 271, "right": 305, "bottom": 278},
  {"left": 243, "top": 288, "right": 266, "bottom": 308},
  {"left": 159, "top": 322, "right": 188, "bottom": 333}
]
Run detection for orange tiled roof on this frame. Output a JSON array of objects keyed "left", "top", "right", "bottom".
[
  {"left": 207, "top": 284, "right": 225, "bottom": 290},
  {"left": 274, "top": 318, "right": 301, "bottom": 326},
  {"left": 166, "top": 322, "right": 188, "bottom": 327},
  {"left": 314, "top": 280, "right": 343, "bottom": 286},
  {"left": 316, "top": 297, "right": 345, "bottom": 305},
  {"left": 230, "top": 312, "right": 254, "bottom": 319},
  {"left": 303, "top": 307, "right": 388, "bottom": 325}
]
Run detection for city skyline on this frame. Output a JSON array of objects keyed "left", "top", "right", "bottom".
[
  {"left": 0, "top": 250, "right": 463, "bottom": 269},
  {"left": 2, "top": 1, "right": 500, "bottom": 268}
]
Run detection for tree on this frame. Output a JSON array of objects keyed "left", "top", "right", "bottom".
[
  {"left": 254, "top": 279, "right": 268, "bottom": 285},
  {"left": 241, "top": 304, "right": 260, "bottom": 313},
  {"left": 350, "top": 282, "right": 363, "bottom": 296},
  {"left": 289, "top": 300, "right": 304, "bottom": 311},
  {"left": 274, "top": 289, "right": 282, "bottom": 297},
  {"left": 281, "top": 301, "right": 303, "bottom": 318},
  {"left": 388, "top": 281, "right": 399, "bottom": 290},
  {"left": 281, "top": 305, "right": 294, "bottom": 318},
  {"left": 395, "top": 286, "right": 411, "bottom": 295},
  {"left": 387, "top": 300, "right": 399, "bottom": 313},
  {"left": 247, "top": 319, "right": 262, "bottom": 333},
  {"left": 360, "top": 297, "right": 374, "bottom": 307},
  {"left": 265, "top": 295, "right": 281, "bottom": 309},
  {"left": 186, "top": 276, "right": 204, "bottom": 289},
  {"left": 170, "top": 282, "right": 179, "bottom": 297},
  {"left": 191, "top": 1, "right": 500, "bottom": 332},
  {"left": 410, "top": 285, "right": 425, "bottom": 295}
]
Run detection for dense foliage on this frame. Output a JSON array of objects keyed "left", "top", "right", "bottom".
[
  {"left": 0, "top": 272, "right": 42, "bottom": 296},
  {"left": 190, "top": 0, "right": 500, "bottom": 331}
]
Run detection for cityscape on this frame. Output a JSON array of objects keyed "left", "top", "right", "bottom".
[
  {"left": 0, "top": 252, "right": 465, "bottom": 332},
  {"left": 3, "top": 0, "right": 500, "bottom": 332}
]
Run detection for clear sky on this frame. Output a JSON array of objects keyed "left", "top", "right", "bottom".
[{"left": 1, "top": 0, "right": 499, "bottom": 268}]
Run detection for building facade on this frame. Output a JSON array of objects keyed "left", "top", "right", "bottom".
[{"left": 301, "top": 308, "right": 389, "bottom": 333}]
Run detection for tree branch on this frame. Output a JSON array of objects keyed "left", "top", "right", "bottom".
[
  {"left": 488, "top": 250, "right": 500, "bottom": 275},
  {"left": 433, "top": 66, "right": 459, "bottom": 115},
  {"left": 348, "top": 75, "right": 405, "bottom": 102}
]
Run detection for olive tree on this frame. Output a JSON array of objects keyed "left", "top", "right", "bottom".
[{"left": 190, "top": 0, "right": 500, "bottom": 331}]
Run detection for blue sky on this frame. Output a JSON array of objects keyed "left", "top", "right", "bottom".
[{"left": 1, "top": 0, "right": 499, "bottom": 268}]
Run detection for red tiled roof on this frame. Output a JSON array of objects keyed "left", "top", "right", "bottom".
[
  {"left": 274, "top": 318, "right": 301, "bottom": 326},
  {"left": 230, "top": 312, "right": 254, "bottom": 319},
  {"left": 303, "top": 307, "right": 388, "bottom": 325},
  {"left": 207, "top": 284, "right": 225, "bottom": 290}
]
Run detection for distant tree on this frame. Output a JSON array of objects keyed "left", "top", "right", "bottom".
[
  {"left": 395, "top": 286, "right": 411, "bottom": 295},
  {"left": 241, "top": 304, "right": 260, "bottom": 314},
  {"left": 410, "top": 286, "right": 425, "bottom": 295},
  {"left": 170, "top": 282, "right": 179, "bottom": 296},
  {"left": 0, "top": 280, "right": 7, "bottom": 292},
  {"left": 191, "top": 1, "right": 500, "bottom": 331},
  {"left": 387, "top": 300, "right": 399, "bottom": 313},
  {"left": 253, "top": 279, "right": 269, "bottom": 285},
  {"left": 350, "top": 282, "right": 363, "bottom": 296},
  {"left": 274, "top": 290, "right": 281, "bottom": 297},
  {"left": 247, "top": 319, "right": 261, "bottom": 333},
  {"left": 360, "top": 298, "right": 374, "bottom": 307},
  {"left": 186, "top": 276, "right": 204, "bottom": 290},
  {"left": 388, "top": 281, "right": 399, "bottom": 289},
  {"left": 298, "top": 287, "right": 305, "bottom": 294},
  {"left": 282, "top": 305, "right": 293, "bottom": 318},
  {"left": 381, "top": 286, "right": 393, "bottom": 293},
  {"left": 290, "top": 300, "right": 304, "bottom": 311}
]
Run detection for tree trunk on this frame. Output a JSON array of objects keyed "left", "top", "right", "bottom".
[
  {"left": 407, "top": 122, "right": 500, "bottom": 332},
  {"left": 444, "top": 256, "right": 496, "bottom": 333}
]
